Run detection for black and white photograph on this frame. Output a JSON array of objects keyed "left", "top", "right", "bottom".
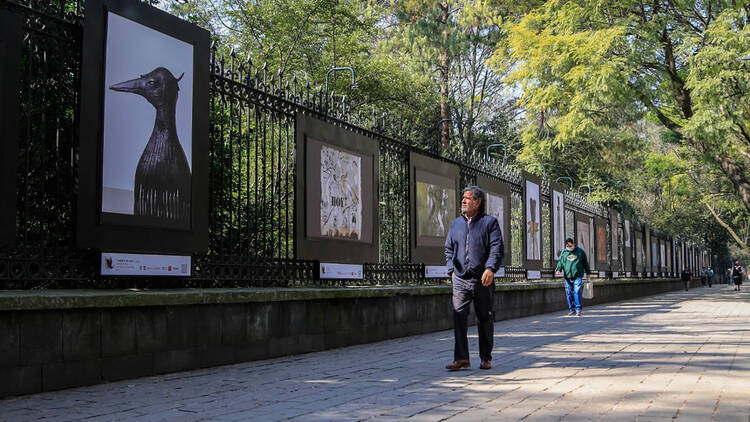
[
  {"left": 101, "top": 11, "right": 193, "bottom": 227},
  {"left": 77, "top": 0, "right": 209, "bottom": 254}
]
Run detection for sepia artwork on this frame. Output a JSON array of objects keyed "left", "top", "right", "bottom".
[
  {"left": 597, "top": 225, "right": 607, "bottom": 262},
  {"left": 485, "top": 193, "right": 505, "bottom": 230},
  {"left": 417, "top": 181, "right": 455, "bottom": 238},
  {"left": 526, "top": 180, "right": 541, "bottom": 260},
  {"left": 320, "top": 145, "right": 362, "bottom": 240},
  {"left": 577, "top": 220, "right": 590, "bottom": 259},
  {"left": 552, "top": 190, "right": 565, "bottom": 260}
]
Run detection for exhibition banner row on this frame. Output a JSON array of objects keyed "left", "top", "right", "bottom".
[{"left": 0, "top": 0, "right": 709, "bottom": 278}]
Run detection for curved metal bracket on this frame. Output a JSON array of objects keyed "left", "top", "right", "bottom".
[
  {"left": 325, "top": 67, "right": 357, "bottom": 94},
  {"left": 554, "top": 177, "right": 573, "bottom": 190},
  {"left": 485, "top": 143, "right": 507, "bottom": 163}
]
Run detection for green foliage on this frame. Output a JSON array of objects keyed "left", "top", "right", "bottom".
[{"left": 498, "top": 0, "right": 749, "bottom": 256}]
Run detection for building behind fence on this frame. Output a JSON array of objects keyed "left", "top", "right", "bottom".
[{"left": 0, "top": 0, "right": 710, "bottom": 289}]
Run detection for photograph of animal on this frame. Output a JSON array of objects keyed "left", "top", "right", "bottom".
[{"left": 110, "top": 67, "right": 191, "bottom": 225}]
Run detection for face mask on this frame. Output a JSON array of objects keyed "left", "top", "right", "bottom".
[{"left": 566, "top": 246, "right": 574, "bottom": 252}]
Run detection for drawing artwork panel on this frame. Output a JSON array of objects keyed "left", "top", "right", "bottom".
[
  {"left": 319, "top": 145, "right": 362, "bottom": 240},
  {"left": 416, "top": 180, "right": 455, "bottom": 239},
  {"left": 525, "top": 180, "right": 541, "bottom": 261},
  {"left": 101, "top": 11, "right": 194, "bottom": 225}
]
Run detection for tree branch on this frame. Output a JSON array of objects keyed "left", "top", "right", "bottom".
[{"left": 703, "top": 199, "right": 750, "bottom": 254}]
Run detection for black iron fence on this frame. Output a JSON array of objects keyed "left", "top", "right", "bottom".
[{"left": 0, "top": 0, "right": 706, "bottom": 289}]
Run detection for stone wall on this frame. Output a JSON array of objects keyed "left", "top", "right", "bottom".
[{"left": 0, "top": 278, "right": 697, "bottom": 397}]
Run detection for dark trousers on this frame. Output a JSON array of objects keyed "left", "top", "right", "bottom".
[{"left": 452, "top": 274, "right": 494, "bottom": 362}]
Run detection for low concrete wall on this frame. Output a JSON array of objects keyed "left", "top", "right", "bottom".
[{"left": 0, "top": 278, "right": 694, "bottom": 397}]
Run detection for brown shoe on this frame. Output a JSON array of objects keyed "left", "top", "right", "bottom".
[
  {"left": 480, "top": 360, "right": 491, "bottom": 370},
  {"left": 445, "top": 360, "right": 470, "bottom": 371}
]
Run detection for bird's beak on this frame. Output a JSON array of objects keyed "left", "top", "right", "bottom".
[{"left": 110, "top": 77, "right": 145, "bottom": 94}]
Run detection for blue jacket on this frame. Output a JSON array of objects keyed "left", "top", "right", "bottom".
[{"left": 445, "top": 212, "right": 504, "bottom": 279}]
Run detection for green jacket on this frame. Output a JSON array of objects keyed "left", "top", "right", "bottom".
[{"left": 555, "top": 246, "right": 590, "bottom": 280}]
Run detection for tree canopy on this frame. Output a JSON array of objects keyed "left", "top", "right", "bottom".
[{"left": 166, "top": 0, "right": 749, "bottom": 262}]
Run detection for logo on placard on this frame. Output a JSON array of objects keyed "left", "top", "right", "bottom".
[{"left": 104, "top": 255, "right": 114, "bottom": 269}]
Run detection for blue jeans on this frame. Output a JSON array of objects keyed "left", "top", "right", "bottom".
[{"left": 565, "top": 277, "right": 582, "bottom": 312}]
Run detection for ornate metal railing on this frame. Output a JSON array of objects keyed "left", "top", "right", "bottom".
[{"left": 0, "top": 0, "right": 680, "bottom": 289}]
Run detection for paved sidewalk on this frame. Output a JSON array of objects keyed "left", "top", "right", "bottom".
[{"left": 2, "top": 287, "right": 750, "bottom": 421}]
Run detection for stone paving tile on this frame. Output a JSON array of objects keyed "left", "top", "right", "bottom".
[{"left": 3, "top": 287, "right": 750, "bottom": 422}]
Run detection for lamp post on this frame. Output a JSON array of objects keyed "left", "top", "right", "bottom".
[
  {"left": 578, "top": 184, "right": 591, "bottom": 196},
  {"left": 485, "top": 143, "right": 507, "bottom": 163}
]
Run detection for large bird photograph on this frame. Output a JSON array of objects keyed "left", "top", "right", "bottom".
[{"left": 101, "top": 11, "right": 194, "bottom": 228}]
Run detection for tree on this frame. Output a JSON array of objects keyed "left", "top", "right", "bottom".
[{"left": 497, "top": 0, "right": 749, "bottom": 250}]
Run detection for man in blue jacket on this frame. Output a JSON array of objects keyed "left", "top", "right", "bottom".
[{"left": 444, "top": 186, "right": 503, "bottom": 371}]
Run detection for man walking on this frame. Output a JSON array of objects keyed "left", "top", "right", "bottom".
[
  {"left": 706, "top": 267, "right": 714, "bottom": 287},
  {"left": 731, "top": 261, "right": 743, "bottom": 291},
  {"left": 555, "top": 238, "right": 590, "bottom": 316},
  {"left": 444, "top": 186, "right": 503, "bottom": 371},
  {"left": 681, "top": 268, "right": 692, "bottom": 291}
]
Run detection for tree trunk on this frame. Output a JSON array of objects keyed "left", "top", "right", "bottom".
[{"left": 439, "top": 1, "right": 450, "bottom": 152}]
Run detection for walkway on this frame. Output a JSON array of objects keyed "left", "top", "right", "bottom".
[{"left": 2, "top": 287, "right": 750, "bottom": 421}]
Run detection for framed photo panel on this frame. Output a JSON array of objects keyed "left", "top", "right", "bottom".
[
  {"left": 409, "top": 152, "right": 459, "bottom": 265},
  {"left": 522, "top": 172, "right": 542, "bottom": 270},
  {"left": 550, "top": 183, "right": 566, "bottom": 268},
  {"left": 623, "top": 218, "right": 632, "bottom": 273},
  {"left": 650, "top": 233, "right": 659, "bottom": 274},
  {"left": 0, "top": 8, "right": 23, "bottom": 246},
  {"left": 595, "top": 217, "right": 609, "bottom": 270},
  {"left": 295, "top": 113, "right": 379, "bottom": 263},
  {"left": 609, "top": 209, "right": 619, "bottom": 267},
  {"left": 644, "top": 227, "right": 652, "bottom": 275},
  {"left": 575, "top": 212, "right": 592, "bottom": 269},
  {"left": 476, "top": 174, "right": 511, "bottom": 266},
  {"left": 77, "top": 0, "right": 210, "bottom": 253},
  {"left": 634, "top": 229, "right": 644, "bottom": 273}
]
